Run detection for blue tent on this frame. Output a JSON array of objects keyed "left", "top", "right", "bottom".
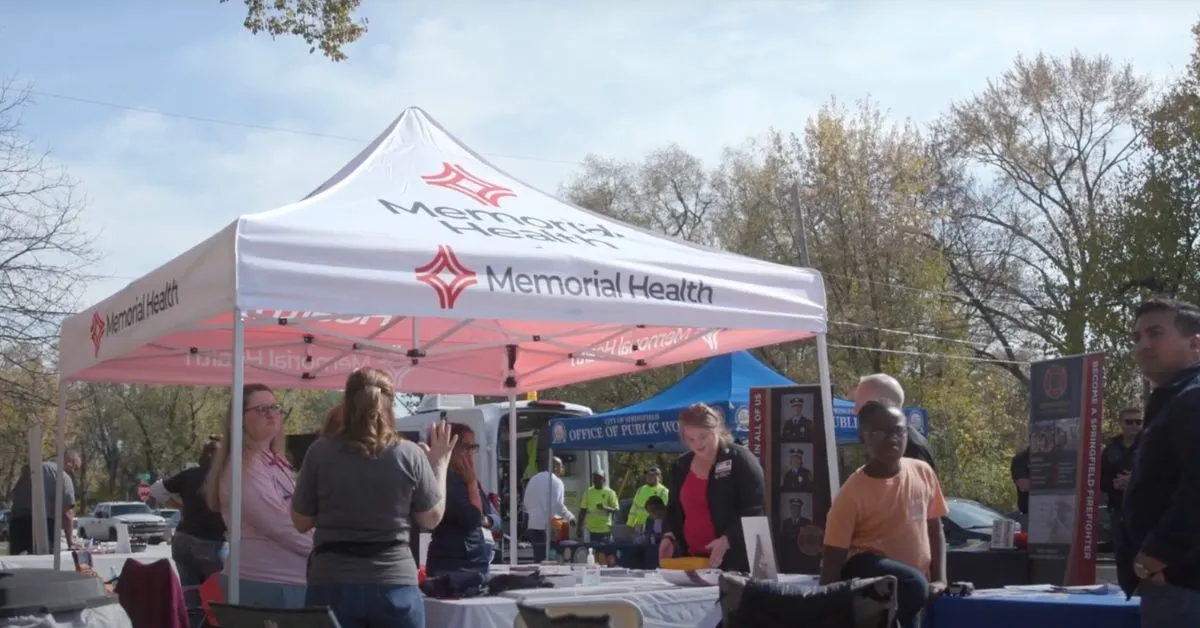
[
  {"left": 547, "top": 351, "right": 930, "bottom": 452},
  {"left": 548, "top": 351, "right": 792, "bottom": 452}
]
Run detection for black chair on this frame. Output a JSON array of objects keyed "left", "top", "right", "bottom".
[{"left": 207, "top": 602, "right": 341, "bottom": 628}]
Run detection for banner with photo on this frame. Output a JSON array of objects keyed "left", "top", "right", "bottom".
[
  {"left": 1027, "top": 353, "right": 1105, "bottom": 586},
  {"left": 746, "top": 385, "right": 835, "bottom": 574}
]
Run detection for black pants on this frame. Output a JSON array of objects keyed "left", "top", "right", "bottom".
[
  {"left": 841, "top": 553, "right": 929, "bottom": 628},
  {"left": 8, "top": 517, "right": 57, "bottom": 556}
]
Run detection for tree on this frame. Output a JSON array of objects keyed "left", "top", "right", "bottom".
[
  {"left": 0, "top": 80, "right": 97, "bottom": 402},
  {"left": 933, "top": 52, "right": 1151, "bottom": 385},
  {"left": 223, "top": 0, "right": 368, "bottom": 62},
  {"left": 561, "top": 146, "right": 721, "bottom": 245}
]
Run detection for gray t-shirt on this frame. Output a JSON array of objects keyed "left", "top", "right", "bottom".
[
  {"left": 293, "top": 436, "right": 438, "bottom": 585},
  {"left": 11, "top": 462, "right": 75, "bottom": 519}
]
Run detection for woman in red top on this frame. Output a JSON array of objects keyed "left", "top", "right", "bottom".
[{"left": 659, "top": 403, "right": 766, "bottom": 571}]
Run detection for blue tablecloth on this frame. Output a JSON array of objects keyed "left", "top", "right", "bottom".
[{"left": 929, "top": 590, "right": 1139, "bottom": 628}]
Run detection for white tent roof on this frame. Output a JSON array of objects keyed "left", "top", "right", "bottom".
[{"left": 59, "top": 108, "right": 827, "bottom": 393}]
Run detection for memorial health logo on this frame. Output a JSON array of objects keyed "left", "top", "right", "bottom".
[
  {"left": 421, "top": 162, "right": 516, "bottom": 207},
  {"left": 415, "top": 245, "right": 477, "bottom": 309},
  {"left": 89, "top": 311, "right": 106, "bottom": 357}
]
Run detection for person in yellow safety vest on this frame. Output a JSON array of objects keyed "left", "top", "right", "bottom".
[
  {"left": 577, "top": 471, "right": 619, "bottom": 543},
  {"left": 627, "top": 466, "right": 670, "bottom": 534}
]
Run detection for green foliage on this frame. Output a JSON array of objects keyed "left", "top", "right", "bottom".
[{"left": 223, "top": 0, "right": 368, "bottom": 61}]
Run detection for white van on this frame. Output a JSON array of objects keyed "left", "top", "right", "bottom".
[{"left": 394, "top": 396, "right": 607, "bottom": 529}]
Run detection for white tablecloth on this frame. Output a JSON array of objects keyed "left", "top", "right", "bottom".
[
  {"left": 0, "top": 545, "right": 174, "bottom": 578},
  {"left": 423, "top": 573, "right": 820, "bottom": 628},
  {"left": 425, "top": 586, "right": 722, "bottom": 628}
]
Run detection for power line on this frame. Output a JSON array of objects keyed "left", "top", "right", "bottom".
[
  {"left": 25, "top": 89, "right": 581, "bottom": 167},
  {"left": 826, "top": 342, "right": 1029, "bottom": 366}
]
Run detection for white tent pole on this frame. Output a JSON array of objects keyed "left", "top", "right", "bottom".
[
  {"left": 228, "top": 307, "right": 247, "bottom": 604},
  {"left": 52, "top": 385, "right": 68, "bottom": 569},
  {"left": 816, "top": 333, "right": 840, "bottom": 497},
  {"left": 28, "top": 424, "right": 45, "bottom": 555},
  {"left": 545, "top": 447, "right": 553, "bottom": 561},
  {"left": 507, "top": 392, "right": 518, "bottom": 565}
]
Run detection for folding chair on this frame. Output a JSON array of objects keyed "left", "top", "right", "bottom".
[{"left": 207, "top": 602, "right": 341, "bottom": 628}]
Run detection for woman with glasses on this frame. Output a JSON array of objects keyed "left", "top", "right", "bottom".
[
  {"left": 292, "top": 367, "right": 456, "bottom": 628},
  {"left": 204, "top": 383, "right": 312, "bottom": 608},
  {"left": 424, "top": 423, "right": 500, "bottom": 577}
]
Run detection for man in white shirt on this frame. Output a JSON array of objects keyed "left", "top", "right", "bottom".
[{"left": 523, "top": 456, "right": 574, "bottom": 563}]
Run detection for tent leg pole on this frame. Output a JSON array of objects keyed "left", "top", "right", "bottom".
[
  {"left": 52, "top": 385, "right": 68, "bottom": 569},
  {"left": 816, "top": 333, "right": 840, "bottom": 497},
  {"left": 228, "top": 307, "right": 247, "bottom": 604},
  {"left": 507, "top": 393, "right": 519, "bottom": 566},
  {"left": 546, "top": 447, "right": 553, "bottom": 562}
]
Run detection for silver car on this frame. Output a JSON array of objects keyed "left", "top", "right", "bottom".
[{"left": 157, "top": 509, "right": 180, "bottom": 542}]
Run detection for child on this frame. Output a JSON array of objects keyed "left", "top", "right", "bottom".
[
  {"left": 643, "top": 496, "right": 666, "bottom": 546},
  {"left": 819, "top": 401, "right": 948, "bottom": 628}
]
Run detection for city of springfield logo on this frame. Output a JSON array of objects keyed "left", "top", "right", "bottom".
[
  {"left": 89, "top": 280, "right": 181, "bottom": 357},
  {"left": 380, "top": 162, "right": 627, "bottom": 250},
  {"left": 415, "top": 246, "right": 713, "bottom": 310}
]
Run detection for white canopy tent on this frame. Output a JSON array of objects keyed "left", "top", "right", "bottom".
[{"left": 54, "top": 108, "right": 833, "bottom": 602}]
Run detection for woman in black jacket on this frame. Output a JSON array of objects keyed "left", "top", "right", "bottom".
[
  {"left": 659, "top": 403, "right": 766, "bottom": 572},
  {"left": 425, "top": 424, "right": 499, "bottom": 576}
]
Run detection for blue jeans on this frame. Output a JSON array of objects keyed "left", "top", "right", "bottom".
[
  {"left": 218, "top": 575, "right": 306, "bottom": 608},
  {"left": 841, "top": 553, "right": 928, "bottom": 628},
  {"left": 1141, "top": 583, "right": 1200, "bottom": 628},
  {"left": 306, "top": 583, "right": 425, "bottom": 628}
]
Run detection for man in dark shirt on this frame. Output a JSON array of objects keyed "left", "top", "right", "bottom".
[
  {"left": 154, "top": 438, "right": 226, "bottom": 590},
  {"left": 9, "top": 451, "right": 80, "bottom": 555},
  {"left": 1010, "top": 447, "right": 1030, "bottom": 517},
  {"left": 853, "top": 373, "right": 936, "bottom": 472},
  {"left": 1119, "top": 297, "right": 1200, "bottom": 626},
  {"left": 1101, "top": 407, "right": 1142, "bottom": 531}
]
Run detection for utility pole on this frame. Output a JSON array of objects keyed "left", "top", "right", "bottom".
[{"left": 792, "top": 181, "right": 811, "bottom": 267}]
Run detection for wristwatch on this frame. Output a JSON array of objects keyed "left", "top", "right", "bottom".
[{"left": 1134, "top": 562, "right": 1161, "bottom": 580}]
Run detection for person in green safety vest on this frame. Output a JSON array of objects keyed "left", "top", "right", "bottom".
[
  {"left": 522, "top": 434, "right": 540, "bottom": 481},
  {"left": 577, "top": 471, "right": 619, "bottom": 543},
  {"left": 627, "top": 466, "right": 670, "bottom": 535}
]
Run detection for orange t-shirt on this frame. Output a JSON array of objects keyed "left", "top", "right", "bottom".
[{"left": 823, "top": 458, "right": 948, "bottom": 575}]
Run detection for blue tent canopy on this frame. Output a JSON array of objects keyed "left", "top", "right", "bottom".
[{"left": 547, "top": 351, "right": 929, "bottom": 452}]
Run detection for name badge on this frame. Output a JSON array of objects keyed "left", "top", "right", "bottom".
[{"left": 714, "top": 460, "right": 733, "bottom": 478}]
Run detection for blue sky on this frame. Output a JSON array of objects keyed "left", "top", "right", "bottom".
[{"left": 1, "top": 1, "right": 1195, "bottom": 311}]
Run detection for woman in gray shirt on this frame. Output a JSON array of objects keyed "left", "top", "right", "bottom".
[{"left": 292, "top": 367, "right": 456, "bottom": 628}]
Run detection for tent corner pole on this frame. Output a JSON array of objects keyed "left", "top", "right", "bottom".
[
  {"left": 228, "top": 307, "right": 247, "bottom": 604},
  {"left": 816, "top": 332, "right": 839, "bottom": 497},
  {"left": 52, "top": 383, "right": 68, "bottom": 570},
  {"left": 545, "top": 447, "right": 553, "bottom": 561},
  {"left": 507, "top": 392, "right": 518, "bottom": 565}
]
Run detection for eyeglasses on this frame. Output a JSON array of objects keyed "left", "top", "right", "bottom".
[
  {"left": 1123, "top": 419, "right": 1142, "bottom": 426},
  {"left": 867, "top": 426, "right": 907, "bottom": 439},
  {"left": 246, "top": 404, "right": 284, "bottom": 416},
  {"left": 459, "top": 443, "right": 480, "bottom": 452}
]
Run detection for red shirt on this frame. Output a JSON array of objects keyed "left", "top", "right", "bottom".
[{"left": 680, "top": 471, "right": 718, "bottom": 554}]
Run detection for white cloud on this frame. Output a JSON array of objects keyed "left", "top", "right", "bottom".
[{"left": 35, "top": 0, "right": 1197, "bottom": 308}]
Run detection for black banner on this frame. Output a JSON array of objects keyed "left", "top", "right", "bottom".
[{"left": 748, "top": 385, "right": 835, "bottom": 574}]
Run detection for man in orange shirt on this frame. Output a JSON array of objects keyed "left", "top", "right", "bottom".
[{"left": 819, "top": 402, "right": 948, "bottom": 628}]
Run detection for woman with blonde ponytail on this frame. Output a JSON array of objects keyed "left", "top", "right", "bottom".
[
  {"left": 292, "top": 367, "right": 456, "bottom": 628},
  {"left": 205, "top": 383, "right": 312, "bottom": 608}
]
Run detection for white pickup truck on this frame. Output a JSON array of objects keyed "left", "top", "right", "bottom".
[{"left": 77, "top": 501, "right": 168, "bottom": 544}]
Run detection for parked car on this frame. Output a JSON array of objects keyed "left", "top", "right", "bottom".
[
  {"left": 77, "top": 501, "right": 168, "bottom": 544},
  {"left": 942, "top": 498, "right": 1021, "bottom": 547},
  {"left": 157, "top": 509, "right": 180, "bottom": 542}
]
